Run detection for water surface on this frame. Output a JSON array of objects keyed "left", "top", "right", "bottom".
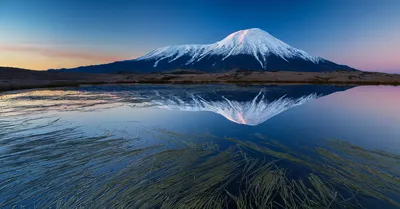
[{"left": 1, "top": 84, "right": 399, "bottom": 208}]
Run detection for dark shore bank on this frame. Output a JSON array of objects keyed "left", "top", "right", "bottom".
[{"left": 1, "top": 67, "right": 400, "bottom": 92}]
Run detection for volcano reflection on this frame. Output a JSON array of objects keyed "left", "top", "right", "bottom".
[
  {"left": 154, "top": 90, "right": 317, "bottom": 126},
  {"left": 145, "top": 85, "right": 352, "bottom": 126}
]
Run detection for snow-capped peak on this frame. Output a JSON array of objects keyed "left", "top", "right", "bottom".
[
  {"left": 136, "top": 28, "right": 322, "bottom": 68},
  {"left": 215, "top": 28, "right": 283, "bottom": 48}
]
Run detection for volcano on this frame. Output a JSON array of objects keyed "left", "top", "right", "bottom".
[{"left": 55, "top": 28, "right": 355, "bottom": 73}]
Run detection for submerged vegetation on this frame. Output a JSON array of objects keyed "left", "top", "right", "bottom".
[
  {"left": 1, "top": 87, "right": 400, "bottom": 208},
  {"left": 68, "top": 147, "right": 352, "bottom": 209},
  {"left": 1, "top": 115, "right": 399, "bottom": 209}
]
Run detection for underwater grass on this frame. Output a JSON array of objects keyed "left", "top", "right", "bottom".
[
  {"left": 228, "top": 133, "right": 400, "bottom": 208},
  {"left": 45, "top": 145, "right": 355, "bottom": 209},
  {"left": 2, "top": 118, "right": 400, "bottom": 208},
  {"left": 51, "top": 145, "right": 367, "bottom": 209}
]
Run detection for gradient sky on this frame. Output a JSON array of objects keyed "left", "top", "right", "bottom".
[{"left": 0, "top": 0, "right": 399, "bottom": 72}]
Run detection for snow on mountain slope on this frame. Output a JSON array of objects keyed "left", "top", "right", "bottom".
[
  {"left": 55, "top": 28, "right": 355, "bottom": 73},
  {"left": 136, "top": 28, "right": 322, "bottom": 68}
]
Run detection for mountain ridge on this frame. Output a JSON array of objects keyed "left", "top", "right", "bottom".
[
  {"left": 137, "top": 28, "right": 322, "bottom": 69},
  {"left": 52, "top": 28, "right": 356, "bottom": 73}
]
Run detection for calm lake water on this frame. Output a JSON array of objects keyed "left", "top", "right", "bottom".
[{"left": 1, "top": 84, "right": 399, "bottom": 208}]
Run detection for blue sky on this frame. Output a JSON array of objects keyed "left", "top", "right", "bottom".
[{"left": 0, "top": 0, "right": 399, "bottom": 72}]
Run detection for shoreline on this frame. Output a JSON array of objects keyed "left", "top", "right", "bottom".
[
  {"left": 1, "top": 68, "right": 400, "bottom": 92},
  {"left": 2, "top": 79, "right": 399, "bottom": 93}
]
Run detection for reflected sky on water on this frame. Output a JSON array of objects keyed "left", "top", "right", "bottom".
[{"left": 1, "top": 84, "right": 400, "bottom": 208}]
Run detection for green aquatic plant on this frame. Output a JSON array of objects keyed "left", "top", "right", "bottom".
[
  {"left": 134, "top": 130, "right": 400, "bottom": 208},
  {"left": 229, "top": 133, "right": 400, "bottom": 207},
  {"left": 2, "top": 121, "right": 400, "bottom": 208},
  {"left": 49, "top": 145, "right": 355, "bottom": 209}
]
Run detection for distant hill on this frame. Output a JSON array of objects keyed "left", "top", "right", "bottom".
[{"left": 0, "top": 67, "right": 42, "bottom": 78}]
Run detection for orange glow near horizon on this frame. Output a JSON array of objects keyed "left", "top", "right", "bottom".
[{"left": 0, "top": 44, "right": 140, "bottom": 70}]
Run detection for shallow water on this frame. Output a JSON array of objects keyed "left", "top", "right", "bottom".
[{"left": 1, "top": 84, "right": 400, "bottom": 208}]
